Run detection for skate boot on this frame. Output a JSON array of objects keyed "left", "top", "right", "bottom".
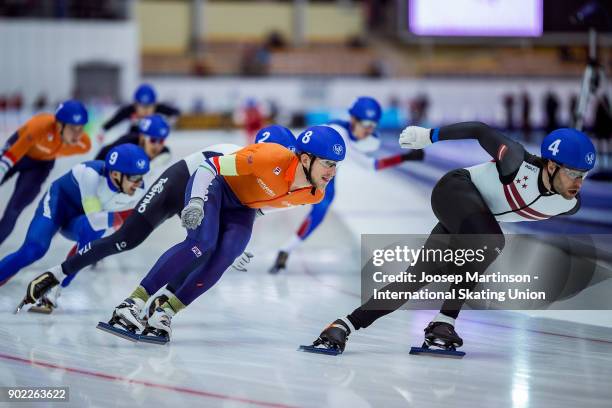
[
  {"left": 423, "top": 321, "right": 463, "bottom": 350},
  {"left": 146, "top": 294, "right": 169, "bottom": 320},
  {"left": 97, "top": 298, "right": 145, "bottom": 342},
  {"left": 29, "top": 285, "right": 61, "bottom": 314},
  {"left": 299, "top": 319, "right": 351, "bottom": 355},
  {"left": 15, "top": 272, "right": 59, "bottom": 313},
  {"left": 141, "top": 307, "right": 172, "bottom": 344},
  {"left": 269, "top": 251, "right": 289, "bottom": 274}
]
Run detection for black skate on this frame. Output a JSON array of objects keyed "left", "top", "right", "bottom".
[
  {"left": 410, "top": 322, "right": 465, "bottom": 358},
  {"left": 299, "top": 319, "right": 350, "bottom": 356},
  {"left": 97, "top": 299, "right": 145, "bottom": 342},
  {"left": 146, "top": 294, "right": 169, "bottom": 320},
  {"left": 269, "top": 251, "right": 289, "bottom": 274},
  {"left": 28, "top": 297, "right": 55, "bottom": 315},
  {"left": 28, "top": 285, "right": 61, "bottom": 314},
  {"left": 14, "top": 272, "right": 59, "bottom": 314}
]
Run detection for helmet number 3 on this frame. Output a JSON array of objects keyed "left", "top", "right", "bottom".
[
  {"left": 548, "top": 139, "right": 561, "bottom": 156},
  {"left": 302, "top": 131, "right": 313, "bottom": 144},
  {"left": 108, "top": 151, "right": 119, "bottom": 165}
]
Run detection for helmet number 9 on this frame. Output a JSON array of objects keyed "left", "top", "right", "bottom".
[
  {"left": 302, "top": 131, "right": 313, "bottom": 144},
  {"left": 258, "top": 131, "right": 270, "bottom": 143},
  {"left": 109, "top": 151, "right": 119, "bottom": 165},
  {"left": 548, "top": 139, "right": 561, "bottom": 156}
]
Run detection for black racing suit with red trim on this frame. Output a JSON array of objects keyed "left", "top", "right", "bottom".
[{"left": 348, "top": 122, "right": 580, "bottom": 329}]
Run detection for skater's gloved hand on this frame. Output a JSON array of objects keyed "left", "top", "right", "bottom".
[
  {"left": 181, "top": 198, "right": 205, "bottom": 230},
  {"left": 399, "top": 126, "right": 432, "bottom": 149},
  {"left": 231, "top": 251, "right": 254, "bottom": 272}
]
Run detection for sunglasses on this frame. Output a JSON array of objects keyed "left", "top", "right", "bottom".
[
  {"left": 358, "top": 120, "right": 377, "bottom": 128},
  {"left": 559, "top": 166, "right": 588, "bottom": 180},
  {"left": 126, "top": 175, "right": 144, "bottom": 183},
  {"left": 319, "top": 159, "right": 339, "bottom": 169},
  {"left": 146, "top": 137, "right": 165, "bottom": 145}
]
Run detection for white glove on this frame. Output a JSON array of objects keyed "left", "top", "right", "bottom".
[
  {"left": 399, "top": 126, "right": 432, "bottom": 150},
  {"left": 181, "top": 198, "right": 205, "bottom": 230},
  {"left": 231, "top": 251, "right": 254, "bottom": 272}
]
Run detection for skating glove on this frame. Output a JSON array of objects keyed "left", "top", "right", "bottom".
[
  {"left": 181, "top": 197, "right": 205, "bottom": 230},
  {"left": 399, "top": 126, "right": 433, "bottom": 149},
  {"left": 231, "top": 251, "right": 254, "bottom": 272}
]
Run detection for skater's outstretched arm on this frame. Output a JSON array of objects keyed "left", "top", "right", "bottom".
[
  {"left": 102, "top": 105, "right": 134, "bottom": 132},
  {"left": 400, "top": 121, "right": 525, "bottom": 178},
  {"left": 436, "top": 122, "right": 525, "bottom": 177}
]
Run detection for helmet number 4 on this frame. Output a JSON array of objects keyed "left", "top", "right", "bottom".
[
  {"left": 108, "top": 151, "right": 119, "bottom": 165},
  {"left": 302, "top": 131, "right": 312, "bottom": 144},
  {"left": 548, "top": 139, "right": 561, "bottom": 156}
]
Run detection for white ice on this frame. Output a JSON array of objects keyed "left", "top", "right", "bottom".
[{"left": 1, "top": 130, "right": 611, "bottom": 408}]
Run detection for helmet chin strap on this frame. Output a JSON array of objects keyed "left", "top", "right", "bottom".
[
  {"left": 112, "top": 173, "right": 127, "bottom": 194},
  {"left": 546, "top": 162, "right": 560, "bottom": 195},
  {"left": 301, "top": 154, "right": 317, "bottom": 195}
]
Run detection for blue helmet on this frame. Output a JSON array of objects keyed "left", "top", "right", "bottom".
[
  {"left": 105, "top": 144, "right": 150, "bottom": 176},
  {"left": 541, "top": 128, "right": 596, "bottom": 171},
  {"left": 255, "top": 125, "right": 296, "bottom": 152},
  {"left": 55, "top": 100, "right": 88, "bottom": 125},
  {"left": 138, "top": 114, "right": 170, "bottom": 140},
  {"left": 296, "top": 126, "right": 346, "bottom": 162},
  {"left": 134, "top": 84, "right": 157, "bottom": 105},
  {"left": 348, "top": 96, "right": 382, "bottom": 123}
]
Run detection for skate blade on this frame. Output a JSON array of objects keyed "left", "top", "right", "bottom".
[
  {"left": 139, "top": 333, "right": 169, "bottom": 345},
  {"left": 409, "top": 346, "right": 465, "bottom": 358},
  {"left": 96, "top": 322, "right": 140, "bottom": 342},
  {"left": 28, "top": 305, "right": 53, "bottom": 314},
  {"left": 298, "top": 345, "right": 342, "bottom": 356},
  {"left": 14, "top": 300, "right": 26, "bottom": 314}
]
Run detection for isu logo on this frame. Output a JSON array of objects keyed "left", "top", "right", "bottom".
[
  {"left": 333, "top": 144, "right": 344, "bottom": 156},
  {"left": 585, "top": 152, "right": 595, "bottom": 165},
  {"left": 138, "top": 177, "right": 168, "bottom": 213}
]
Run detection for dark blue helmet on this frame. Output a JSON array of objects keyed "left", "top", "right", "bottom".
[
  {"left": 348, "top": 96, "right": 382, "bottom": 123},
  {"left": 296, "top": 126, "right": 346, "bottom": 162},
  {"left": 105, "top": 144, "right": 150, "bottom": 176},
  {"left": 541, "top": 128, "right": 596, "bottom": 171},
  {"left": 55, "top": 100, "right": 88, "bottom": 125},
  {"left": 138, "top": 114, "right": 170, "bottom": 140},
  {"left": 134, "top": 84, "right": 157, "bottom": 105},
  {"left": 255, "top": 125, "right": 296, "bottom": 152}
]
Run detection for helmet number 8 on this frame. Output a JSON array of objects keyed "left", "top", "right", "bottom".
[
  {"left": 302, "top": 130, "right": 313, "bottom": 144},
  {"left": 548, "top": 139, "right": 561, "bottom": 156},
  {"left": 108, "top": 151, "right": 119, "bottom": 165}
]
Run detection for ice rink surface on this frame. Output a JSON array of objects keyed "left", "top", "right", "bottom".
[{"left": 1, "top": 130, "right": 612, "bottom": 408}]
